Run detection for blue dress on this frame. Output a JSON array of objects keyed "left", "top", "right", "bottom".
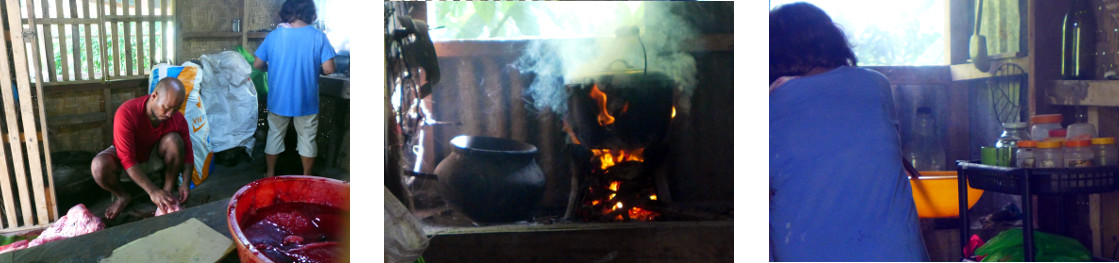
[{"left": 769, "top": 66, "right": 929, "bottom": 261}]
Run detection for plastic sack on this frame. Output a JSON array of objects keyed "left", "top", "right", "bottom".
[
  {"left": 235, "top": 46, "right": 268, "bottom": 97},
  {"left": 199, "top": 51, "right": 258, "bottom": 155},
  {"left": 974, "top": 228, "right": 1091, "bottom": 262},
  {"left": 149, "top": 62, "right": 212, "bottom": 189},
  {"left": 385, "top": 186, "right": 428, "bottom": 263}
]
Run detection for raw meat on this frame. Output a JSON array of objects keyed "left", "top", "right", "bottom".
[
  {"left": 154, "top": 203, "right": 182, "bottom": 216},
  {"left": 28, "top": 203, "right": 105, "bottom": 247},
  {"left": 0, "top": 204, "right": 105, "bottom": 255}
]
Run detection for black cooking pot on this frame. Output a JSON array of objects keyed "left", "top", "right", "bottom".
[
  {"left": 434, "top": 135, "right": 545, "bottom": 223},
  {"left": 565, "top": 70, "right": 675, "bottom": 149}
]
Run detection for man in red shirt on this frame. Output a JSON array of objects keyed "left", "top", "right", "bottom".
[{"left": 90, "top": 78, "right": 194, "bottom": 220}]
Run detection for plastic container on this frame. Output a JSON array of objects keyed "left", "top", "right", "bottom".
[
  {"left": 996, "top": 122, "right": 1030, "bottom": 167},
  {"left": 1030, "top": 114, "right": 1064, "bottom": 141},
  {"left": 1037, "top": 141, "right": 1065, "bottom": 168},
  {"left": 1066, "top": 111, "right": 1096, "bottom": 141},
  {"left": 1017, "top": 140, "right": 1038, "bottom": 168},
  {"left": 909, "top": 171, "right": 983, "bottom": 218},
  {"left": 1064, "top": 140, "right": 1094, "bottom": 167},
  {"left": 1092, "top": 137, "right": 1119, "bottom": 166},
  {"left": 227, "top": 175, "right": 350, "bottom": 263},
  {"left": 1048, "top": 129, "right": 1068, "bottom": 140}
]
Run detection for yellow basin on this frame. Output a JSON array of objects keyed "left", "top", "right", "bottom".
[{"left": 910, "top": 171, "right": 984, "bottom": 218}]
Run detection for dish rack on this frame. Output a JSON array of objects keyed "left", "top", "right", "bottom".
[{"left": 955, "top": 160, "right": 1119, "bottom": 261}]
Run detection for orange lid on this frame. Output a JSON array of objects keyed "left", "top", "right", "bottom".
[
  {"left": 1018, "top": 140, "right": 1038, "bottom": 148},
  {"left": 1066, "top": 140, "right": 1092, "bottom": 147},
  {"left": 1031, "top": 114, "right": 1063, "bottom": 124},
  {"left": 1093, "top": 137, "right": 1117, "bottom": 145},
  {"left": 1037, "top": 141, "right": 1064, "bottom": 149}
]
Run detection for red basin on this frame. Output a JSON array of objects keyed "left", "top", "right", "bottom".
[{"left": 227, "top": 175, "right": 350, "bottom": 263}]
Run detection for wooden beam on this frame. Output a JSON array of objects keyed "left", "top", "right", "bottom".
[
  {"left": 27, "top": 0, "right": 60, "bottom": 222},
  {"left": 949, "top": 56, "right": 1031, "bottom": 81},
  {"left": 18, "top": 0, "right": 57, "bottom": 225},
  {"left": 1, "top": 0, "right": 34, "bottom": 227},
  {"left": 434, "top": 34, "right": 734, "bottom": 58},
  {"left": 423, "top": 221, "right": 733, "bottom": 262},
  {"left": 110, "top": 0, "right": 120, "bottom": 77},
  {"left": 1048, "top": 80, "right": 1119, "bottom": 106},
  {"left": 46, "top": 112, "right": 107, "bottom": 126},
  {"left": 865, "top": 66, "right": 952, "bottom": 86},
  {"left": 42, "top": 1, "right": 57, "bottom": 83}
]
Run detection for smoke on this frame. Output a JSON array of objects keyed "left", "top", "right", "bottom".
[{"left": 515, "top": 2, "right": 699, "bottom": 116}]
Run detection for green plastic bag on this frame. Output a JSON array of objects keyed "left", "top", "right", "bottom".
[
  {"left": 235, "top": 46, "right": 268, "bottom": 96},
  {"left": 974, "top": 228, "right": 1091, "bottom": 262}
]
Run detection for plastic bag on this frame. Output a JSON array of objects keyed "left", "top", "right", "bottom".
[
  {"left": 385, "top": 187, "right": 428, "bottom": 263},
  {"left": 149, "top": 62, "right": 212, "bottom": 189},
  {"left": 235, "top": 46, "right": 268, "bottom": 97},
  {"left": 199, "top": 51, "right": 258, "bottom": 155},
  {"left": 974, "top": 228, "right": 1091, "bottom": 262}
]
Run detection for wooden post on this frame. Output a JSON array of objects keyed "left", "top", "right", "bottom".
[
  {"left": 110, "top": 0, "right": 120, "bottom": 77},
  {"left": 41, "top": 0, "right": 56, "bottom": 82}
]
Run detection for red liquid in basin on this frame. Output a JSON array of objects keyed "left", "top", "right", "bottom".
[{"left": 228, "top": 176, "right": 349, "bottom": 263}]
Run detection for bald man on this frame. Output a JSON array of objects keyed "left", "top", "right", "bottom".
[{"left": 90, "top": 78, "right": 194, "bottom": 220}]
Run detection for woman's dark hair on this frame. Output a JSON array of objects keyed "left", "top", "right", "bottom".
[
  {"left": 281, "top": 0, "right": 317, "bottom": 24},
  {"left": 769, "top": 2, "right": 857, "bottom": 84}
]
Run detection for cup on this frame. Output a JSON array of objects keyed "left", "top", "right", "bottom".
[{"left": 981, "top": 146, "right": 998, "bottom": 165}]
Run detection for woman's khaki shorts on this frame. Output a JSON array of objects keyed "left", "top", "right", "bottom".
[{"left": 265, "top": 112, "right": 318, "bottom": 157}]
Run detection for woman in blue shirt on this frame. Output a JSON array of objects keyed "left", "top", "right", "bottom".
[
  {"left": 769, "top": 2, "right": 929, "bottom": 261},
  {"left": 254, "top": 0, "right": 337, "bottom": 177}
]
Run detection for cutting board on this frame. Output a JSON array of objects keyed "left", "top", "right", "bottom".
[{"left": 100, "top": 218, "right": 234, "bottom": 263}]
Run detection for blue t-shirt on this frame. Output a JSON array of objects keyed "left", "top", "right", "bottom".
[
  {"left": 769, "top": 66, "right": 929, "bottom": 261},
  {"left": 255, "top": 26, "right": 337, "bottom": 117}
]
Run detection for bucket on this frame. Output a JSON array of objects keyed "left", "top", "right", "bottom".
[
  {"left": 910, "top": 171, "right": 984, "bottom": 218},
  {"left": 227, "top": 175, "right": 350, "bottom": 263}
]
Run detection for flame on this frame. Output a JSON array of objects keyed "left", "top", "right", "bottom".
[
  {"left": 591, "top": 149, "right": 645, "bottom": 170},
  {"left": 615, "top": 202, "right": 624, "bottom": 210},
  {"left": 608, "top": 181, "right": 621, "bottom": 192},
  {"left": 628, "top": 206, "right": 658, "bottom": 221},
  {"left": 608, "top": 193, "right": 616, "bottom": 200},
  {"left": 591, "top": 200, "right": 600, "bottom": 206},
  {"left": 589, "top": 85, "right": 615, "bottom": 126},
  {"left": 649, "top": 194, "right": 657, "bottom": 200},
  {"left": 622, "top": 103, "right": 629, "bottom": 114},
  {"left": 671, "top": 106, "right": 676, "bottom": 119}
]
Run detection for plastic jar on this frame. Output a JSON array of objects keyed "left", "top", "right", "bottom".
[
  {"left": 1030, "top": 114, "right": 1064, "bottom": 141},
  {"left": 1036, "top": 141, "right": 1065, "bottom": 168},
  {"left": 1016, "top": 140, "right": 1038, "bottom": 168},
  {"left": 1064, "top": 140, "right": 1095, "bottom": 167},
  {"left": 1092, "top": 137, "right": 1119, "bottom": 166},
  {"left": 1048, "top": 129, "right": 1068, "bottom": 141}
]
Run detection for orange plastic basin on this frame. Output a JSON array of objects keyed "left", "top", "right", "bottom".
[
  {"left": 227, "top": 175, "right": 350, "bottom": 263},
  {"left": 910, "top": 171, "right": 984, "bottom": 218}
]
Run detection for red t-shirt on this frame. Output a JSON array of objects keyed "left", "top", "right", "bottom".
[{"left": 113, "top": 95, "right": 193, "bottom": 169}]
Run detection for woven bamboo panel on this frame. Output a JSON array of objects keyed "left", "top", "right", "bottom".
[
  {"left": 43, "top": 90, "right": 101, "bottom": 117},
  {"left": 179, "top": 39, "right": 239, "bottom": 61},
  {"left": 179, "top": 0, "right": 240, "bottom": 33},
  {"left": 50, "top": 122, "right": 104, "bottom": 153},
  {"left": 245, "top": 0, "right": 282, "bottom": 32}
]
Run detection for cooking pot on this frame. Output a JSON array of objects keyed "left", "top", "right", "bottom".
[
  {"left": 565, "top": 70, "right": 675, "bottom": 149},
  {"left": 434, "top": 135, "right": 545, "bottom": 223}
]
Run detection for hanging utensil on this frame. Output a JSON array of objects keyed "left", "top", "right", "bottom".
[{"left": 970, "top": 0, "right": 991, "bottom": 72}]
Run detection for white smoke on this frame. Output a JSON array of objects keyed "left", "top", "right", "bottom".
[{"left": 515, "top": 2, "right": 699, "bottom": 116}]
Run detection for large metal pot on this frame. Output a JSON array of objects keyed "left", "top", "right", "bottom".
[{"left": 434, "top": 135, "right": 545, "bottom": 223}]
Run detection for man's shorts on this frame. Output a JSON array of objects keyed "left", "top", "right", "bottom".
[
  {"left": 265, "top": 112, "right": 318, "bottom": 157},
  {"left": 98, "top": 145, "right": 164, "bottom": 182}
]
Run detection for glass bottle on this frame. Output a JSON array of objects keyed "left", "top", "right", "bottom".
[
  {"left": 906, "top": 107, "right": 946, "bottom": 171},
  {"left": 1062, "top": 0, "right": 1097, "bottom": 80},
  {"left": 996, "top": 122, "right": 1030, "bottom": 167}
]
